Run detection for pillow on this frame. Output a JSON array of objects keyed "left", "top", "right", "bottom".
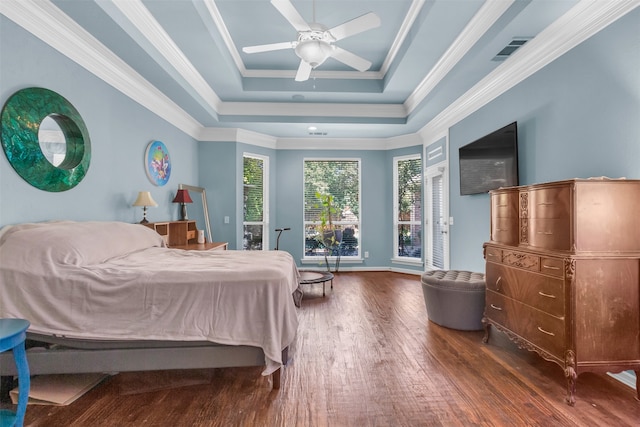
[{"left": 0, "top": 221, "right": 165, "bottom": 266}]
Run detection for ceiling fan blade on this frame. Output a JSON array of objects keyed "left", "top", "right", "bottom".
[
  {"left": 330, "top": 46, "right": 372, "bottom": 72},
  {"left": 242, "top": 41, "right": 295, "bottom": 54},
  {"left": 328, "top": 12, "right": 381, "bottom": 41},
  {"left": 295, "top": 60, "right": 312, "bottom": 82},
  {"left": 271, "top": 0, "right": 310, "bottom": 32}
]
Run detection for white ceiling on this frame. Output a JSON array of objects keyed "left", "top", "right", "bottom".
[{"left": 2, "top": 0, "right": 637, "bottom": 146}]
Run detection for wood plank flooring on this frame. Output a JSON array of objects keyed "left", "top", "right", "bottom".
[{"left": 3, "top": 272, "right": 639, "bottom": 426}]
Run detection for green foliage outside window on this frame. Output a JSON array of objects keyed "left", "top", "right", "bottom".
[
  {"left": 304, "top": 160, "right": 360, "bottom": 266},
  {"left": 243, "top": 157, "right": 263, "bottom": 222}
]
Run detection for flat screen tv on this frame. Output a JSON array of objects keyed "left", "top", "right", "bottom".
[{"left": 459, "top": 121, "right": 519, "bottom": 195}]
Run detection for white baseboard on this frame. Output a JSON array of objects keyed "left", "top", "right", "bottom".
[{"left": 298, "top": 266, "right": 423, "bottom": 275}]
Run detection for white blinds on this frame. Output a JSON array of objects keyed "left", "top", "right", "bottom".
[{"left": 431, "top": 174, "right": 445, "bottom": 269}]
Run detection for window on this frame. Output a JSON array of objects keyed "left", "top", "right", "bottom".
[
  {"left": 303, "top": 159, "right": 360, "bottom": 260},
  {"left": 243, "top": 153, "right": 268, "bottom": 250},
  {"left": 393, "top": 155, "right": 422, "bottom": 261},
  {"left": 425, "top": 164, "right": 449, "bottom": 270}
]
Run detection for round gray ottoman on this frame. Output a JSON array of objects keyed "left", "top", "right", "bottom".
[{"left": 421, "top": 270, "right": 486, "bottom": 331}]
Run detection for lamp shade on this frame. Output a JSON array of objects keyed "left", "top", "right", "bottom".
[
  {"left": 133, "top": 191, "right": 158, "bottom": 207},
  {"left": 172, "top": 189, "right": 193, "bottom": 204}
]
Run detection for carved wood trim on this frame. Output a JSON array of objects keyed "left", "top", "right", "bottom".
[
  {"left": 520, "top": 192, "right": 529, "bottom": 244},
  {"left": 564, "top": 350, "right": 577, "bottom": 406},
  {"left": 484, "top": 319, "right": 563, "bottom": 366},
  {"left": 564, "top": 258, "right": 575, "bottom": 281},
  {"left": 503, "top": 251, "right": 539, "bottom": 271}
]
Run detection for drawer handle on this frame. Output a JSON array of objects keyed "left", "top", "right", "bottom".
[
  {"left": 495, "top": 276, "right": 503, "bottom": 291},
  {"left": 542, "top": 264, "right": 560, "bottom": 270},
  {"left": 536, "top": 231, "right": 553, "bottom": 235},
  {"left": 538, "top": 291, "right": 556, "bottom": 299},
  {"left": 538, "top": 202, "right": 554, "bottom": 206},
  {"left": 537, "top": 327, "right": 555, "bottom": 336},
  {"left": 490, "top": 304, "right": 503, "bottom": 311}
]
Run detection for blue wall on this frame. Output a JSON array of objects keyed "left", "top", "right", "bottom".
[
  {"left": 1, "top": 9, "right": 638, "bottom": 275},
  {"left": 0, "top": 17, "right": 199, "bottom": 227},
  {"left": 447, "top": 8, "right": 640, "bottom": 272},
  {"left": 197, "top": 141, "right": 237, "bottom": 247},
  {"left": 273, "top": 149, "right": 392, "bottom": 269}
]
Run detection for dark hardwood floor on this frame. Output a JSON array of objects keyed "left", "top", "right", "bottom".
[{"left": 3, "top": 271, "right": 638, "bottom": 426}]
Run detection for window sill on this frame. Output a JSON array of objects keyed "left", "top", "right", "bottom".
[
  {"left": 301, "top": 257, "right": 364, "bottom": 265},
  {"left": 391, "top": 257, "right": 423, "bottom": 267}
]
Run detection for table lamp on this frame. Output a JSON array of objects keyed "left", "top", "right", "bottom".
[
  {"left": 172, "top": 189, "right": 193, "bottom": 221},
  {"left": 132, "top": 191, "right": 158, "bottom": 224}
]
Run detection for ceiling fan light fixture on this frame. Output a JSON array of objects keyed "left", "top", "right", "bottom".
[{"left": 295, "top": 40, "right": 333, "bottom": 68}]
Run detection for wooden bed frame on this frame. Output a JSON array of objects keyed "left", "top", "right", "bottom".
[{"left": 0, "top": 333, "right": 286, "bottom": 400}]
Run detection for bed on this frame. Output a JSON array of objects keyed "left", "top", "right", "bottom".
[{"left": 0, "top": 221, "right": 300, "bottom": 390}]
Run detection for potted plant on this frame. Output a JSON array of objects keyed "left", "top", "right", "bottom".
[{"left": 314, "top": 191, "right": 342, "bottom": 272}]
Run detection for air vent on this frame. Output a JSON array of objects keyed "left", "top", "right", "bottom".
[{"left": 492, "top": 38, "right": 531, "bottom": 61}]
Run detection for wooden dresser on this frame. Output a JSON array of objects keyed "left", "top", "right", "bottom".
[
  {"left": 144, "top": 220, "right": 197, "bottom": 247},
  {"left": 482, "top": 178, "right": 640, "bottom": 405},
  {"left": 143, "top": 221, "right": 227, "bottom": 251}
]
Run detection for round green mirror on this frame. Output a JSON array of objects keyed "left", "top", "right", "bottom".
[{"left": 1, "top": 87, "right": 91, "bottom": 192}]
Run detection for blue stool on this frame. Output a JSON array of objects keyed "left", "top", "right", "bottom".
[{"left": 0, "top": 319, "right": 30, "bottom": 427}]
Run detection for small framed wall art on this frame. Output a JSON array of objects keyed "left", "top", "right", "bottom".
[{"left": 145, "top": 140, "right": 171, "bottom": 186}]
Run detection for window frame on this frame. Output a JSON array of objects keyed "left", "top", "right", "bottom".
[
  {"left": 242, "top": 152, "right": 269, "bottom": 251},
  {"left": 392, "top": 154, "right": 423, "bottom": 265},
  {"left": 302, "top": 157, "right": 362, "bottom": 263}
]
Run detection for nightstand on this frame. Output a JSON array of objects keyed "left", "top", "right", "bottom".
[{"left": 171, "top": 242, "right": 228, "bottom": 251}]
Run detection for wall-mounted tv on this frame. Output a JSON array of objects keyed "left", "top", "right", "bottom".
[{"left": 459, "top": 121, "right": 519, "bottom": 195}]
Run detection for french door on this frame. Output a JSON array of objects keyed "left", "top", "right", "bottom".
[{"left": 425, "top": 164, "right": 449, "bottom": 270}]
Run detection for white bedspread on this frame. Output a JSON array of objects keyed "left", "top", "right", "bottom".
[{"left": 0, "top": 221, "right": 299, "bottom": 374}]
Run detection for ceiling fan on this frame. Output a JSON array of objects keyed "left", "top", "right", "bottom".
[{"left": 242, "top": 0, "right": 381, "bottom": 82}]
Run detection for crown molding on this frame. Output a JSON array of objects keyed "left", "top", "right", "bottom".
[
  {"left": 0, "top": 0, "right": 203, "bottom": 139},
  {"left": 196, "top": 127, "right": 278, "bottom": 149},
  {"left": 235, "top": 129, "right": 278, "bottom": 149},
  {"left": 241, "top": 69, "right": 382, "bottom": 80},
  {"left": 105, "top": 0, "right": 223, "bottom": 112},
  {"left": 418, "top": 0, "right": 640, "bottom": 139},
  {"left": 276, "top": 137, "right": 388, "bottom": 151},
  {"left": 196, "top": 127, "right": 239, "bottom": 143},
  {"left": 275, "top": 132, "right": 422, "bottom": 151},
  {"left": 4, "top": 0, "right": 636, "bottom": 151},
  {"left": 201, "top": 0, "right": 246, "bottom": 75},
  {"left": 404, "top": 0, "right": 514, "bottom": 114},
  {"left": 384, "top": 133, "right": 425, "bottom": 150},
  {"left": 219, "top": 101, "right": 406, "bottom": 119},
  {"left": 378, "top": 0, "right": 426, "bottom": 77}
]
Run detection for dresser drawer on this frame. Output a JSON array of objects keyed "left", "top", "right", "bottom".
[
  {"left": 529, "top": 186, "right": 571, "bottom": 219},
  {"left": 529, "top": 218, "right": 571, "bottom": 250},
  {"left": 486, "top": 291, "right": 565, "bottom": 358},
  {"left": 486, "top": 263, "right": 565, "bottom": 317},
  {"left": 485, "top": 290, "right": 510, "bottom": 326},
  {"left": 485, "top": 246, "right": 502, "bottom": 263},
  {"left": 540, "top": 257, "right": 564, "bottom": 278},
  {"left": 491, "top": 217, "right": 519, "bottom": 245}
]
